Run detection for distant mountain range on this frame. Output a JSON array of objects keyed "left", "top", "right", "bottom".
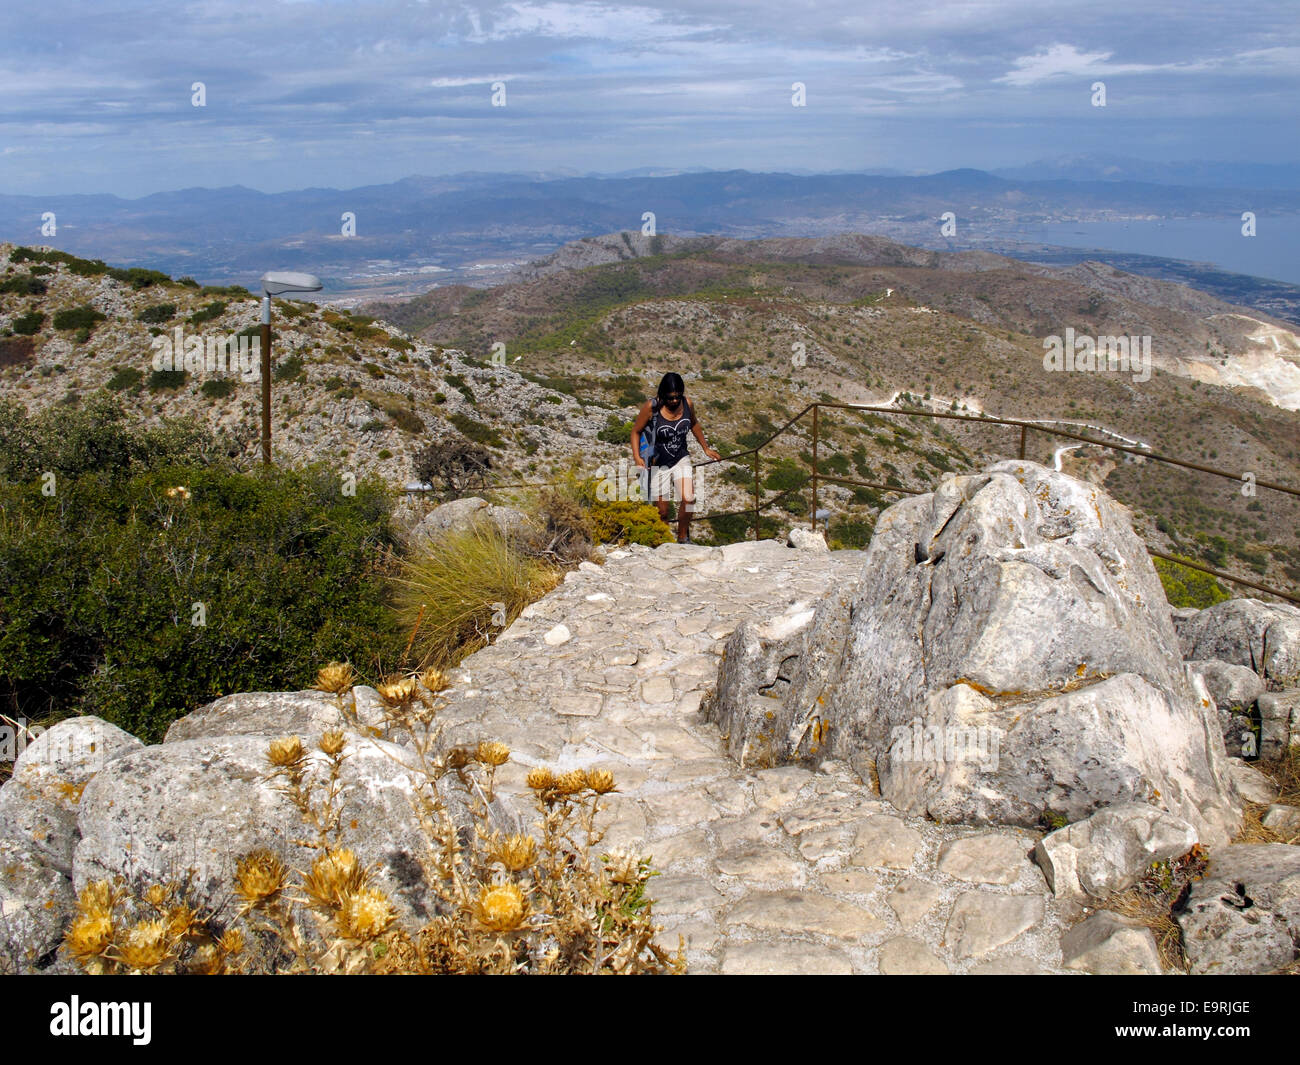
[{"left": 1, "top": 162, "right": 1297, "bottom": 304}]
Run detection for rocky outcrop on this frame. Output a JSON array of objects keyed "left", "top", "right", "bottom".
[
  {"left": 1177, "top": 844, "right": 1300, "bottom": 974},
  {"left": 1175, "top": 599, "right": 1300, "bottom": 687},
  {"left": 0, "top": 718, "right": 143, "bottom": 968},
  {"left": 707, "top": 461, "right": 1241, "bottom": 847},
  {"left": 1034, "top": 804, "right": 1198, "bottom": 901},
  {"left": 408, "top": 496, "right": 531, "bottom": 545}
]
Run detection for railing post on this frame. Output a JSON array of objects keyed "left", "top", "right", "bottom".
[
  {"left": 753, "top": 450, "right": 761, "bottom": 541},
  {"left": 1018, "top": 423, "right": 1028, "bottom": 460},
  {"left": 811, "top": 404, "right": 819, "bottom": 531}
]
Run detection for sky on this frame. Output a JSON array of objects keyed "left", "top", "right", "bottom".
[{"left": 1, "top": 0, "right": 1297, "bottom": 197}]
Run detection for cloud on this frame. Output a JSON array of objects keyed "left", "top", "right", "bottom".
[{"left": 995, "top": 42, "right": 1212, "bottom": 86}]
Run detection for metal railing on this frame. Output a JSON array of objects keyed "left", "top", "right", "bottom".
[{"left": 408, "top": 401, "right": 1300, "bottom": 605}]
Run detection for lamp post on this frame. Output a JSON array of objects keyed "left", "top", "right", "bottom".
[{"left": 258, "top": 271, "right": 322, "bottom": 465}]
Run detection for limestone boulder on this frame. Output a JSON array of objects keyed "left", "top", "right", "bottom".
[
  {"left": 707, "top": 461, "right": 1240, "bottom": 846},
  {"left": 164, "top": 688, "right": 388, "bottom": 743},
  {"left": 1176, "top": 844, "right": 1300, "bottom": 974},
  {"left": 73, "top": 732, "right": 514, "bottom": 926},
  {"left": 1034, "top": 803, "right": 1198, "bottom": 901},
  {"left": 1174, "top": 599, "right": 1300, "bottom": 687},
  {"left": 0, "top": 717, "right": 143, "bottom": 874},
  {"left": 409, "top": 496, "right": 530, "bottom": 545}
]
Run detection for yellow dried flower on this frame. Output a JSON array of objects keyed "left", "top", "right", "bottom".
[
  {"left": 77, "top": 880, "right": 116, "bottom": 920},
  {"left": 314, "top": 661, "right": 356, "bottom": 693},
  {"left": 419, "top": 669, "right": 448, "bottom": 693},
  {"left": 491, "top": 833, "right": 538, "bottom": 872},
  {"left": 267, "top": 735, "right": 304, "bottom": 768},
  {"left": 377, "top": 677, "right": 419, "bottom": 706},
  {"left": 165, "top": 903, "right": 198, "bottom": 940},
  {"left": 218, "top": 928, "right": 246, "bottom": 956},
  {"left": 302, "top": 848, "right": 364, "bottom": 910},
  {"left": 65, "top": 912, "right": 115, "bottom": 961},
  {"left": 476, "top": 741, "right": 510, "bottom": 767},
  {"left": 339, "top": 887, "right": 396, "bottom": 941},
  {"left": 144, "top": 883, "right": 168, "bottom": 908},
  {"left": 556, "top": 770, "right": 587, "bottom": 795},
  {"left": 474, "top": 882, "right": 527, "bottom": 933},
  {"left": 525, "top": 767, "right": 556, "bottom": 791},
  {"left": 234, "top": 849, "right": 287, "bottom": 906},
  {"left": 319, "top": 730, "right": 347, "bottom": 757},
  {"left": 118, "top": 919, "right": 171, "bottom": 971},
  {"left": 585, "top": 769, "right": 617, "bottom": 794}
]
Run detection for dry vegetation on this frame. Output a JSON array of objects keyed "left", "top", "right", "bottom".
[{"left": 62, "top": 664, "right": 684, "bottom": 975}]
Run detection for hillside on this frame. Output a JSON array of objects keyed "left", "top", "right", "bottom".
[{"left": 1, "top": 236, "right": 1297, "bottom": 598}]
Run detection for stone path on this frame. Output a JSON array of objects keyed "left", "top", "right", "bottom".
[{"left": 436, "top": 539, "right": 1072, "bottom": 974}]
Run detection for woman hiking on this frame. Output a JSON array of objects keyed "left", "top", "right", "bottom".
[{"left": 632, "top": 372, "right": 721, "bottom": 544}]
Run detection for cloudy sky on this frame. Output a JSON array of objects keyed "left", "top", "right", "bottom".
[{"left": 1, "top": 0, "right": 1296, "bottom": 197}]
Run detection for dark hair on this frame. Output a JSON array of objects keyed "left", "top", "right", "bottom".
[{"left": 657, "top": 372, "right": 685, "bottom": 403}]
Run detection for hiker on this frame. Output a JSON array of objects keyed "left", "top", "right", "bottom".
[{"left": 632, "top": 373, "right": 721, "bottom": 544}]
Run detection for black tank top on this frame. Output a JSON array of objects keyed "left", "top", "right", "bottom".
[{"left": 650, "top": 399, "right": 693, "bottom": 466}]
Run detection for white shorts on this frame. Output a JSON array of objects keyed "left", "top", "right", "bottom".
[{"left": 644, "top": 456, "right": 694, "bottom": 506}]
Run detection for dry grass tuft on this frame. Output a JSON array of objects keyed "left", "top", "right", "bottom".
[
  {"left": 1100, "top": 845, "right": 1209, "bottom": 973},
  {"left": 393, "top": 523, "right": 562, "bottom": 672}
]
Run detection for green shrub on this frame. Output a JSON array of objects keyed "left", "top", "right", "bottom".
[
  {"left": 106, "top": 367, "right": 145, "bottom": 392},
  {"left": 0, "top": 273, "right": 47, "bottom": 296},
  {"left": 389, "top": 408, "right": 425, "bottom": 434},
  {"left": 589, "top": 499, "right": 674, "bottom": 547},
  {"left": 597, "top": 415, "right": 633, "bottom": 444},
  {"left": 199, "top": 378, "right": 236, "bottom": 399},
  {"left": 108, "top": 266, "right": 169, "bottom": 289},
  {"left": 1155, "top": 556, "right": 1231, "bottom": 609},
  {"left": 0, "top": 399, "right": 404, "bottom": 742},
  {"left": 52, "top": 305, "right": 106, "bottom": 332},
  {"left": 188, "top": 300, "right": 227, "bottom": 325},
  {"left": 828, "top": 517, "right": 874, "bottom": 549},
  {"left": 11, "top": 311, "right": 44, "bottom": 336},
  {"left": 448, "top": 412, "right": 504, "bottom": 448},
  {"left": 274, "top": 355, "right": 305, "bottom": 382},
  {"left": 147, "top": 369, "right": 188, "bottom": 391},
  {"left": 137, "top": 303, "right": 177, "bottom": 324}
]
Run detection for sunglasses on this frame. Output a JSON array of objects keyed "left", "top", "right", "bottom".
[{"left": 663, "top": 394, "right": 683, "bottom": 405}]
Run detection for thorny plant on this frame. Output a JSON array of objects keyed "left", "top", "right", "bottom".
[{"left": 64, "top": 661, "right": 684, "bottom": 975}]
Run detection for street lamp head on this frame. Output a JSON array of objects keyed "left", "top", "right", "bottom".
[{"left": 260, "top": 271, "right": 322, "bottom": 296}]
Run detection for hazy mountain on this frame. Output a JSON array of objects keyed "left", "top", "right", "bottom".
[{"left": 994, "top": 155, "right": 1300, "bottom": 191}]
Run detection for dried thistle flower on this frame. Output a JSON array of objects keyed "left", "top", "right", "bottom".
[
  {"left": 118, "top": 919, "right": 172, "bottom": 970},
  {"left": 302, "top": 848, "right": 364, "bottom": 910},
  {"left": 556, "top": 770, "right": 587, "bottom": 795},
  {"left": 474, "top": 882, "right": 527, "bottom": 933},
  {"left": 77, "top": 880, "right": 116, "bottom": 920},
  {"left": 419, "top": 669, "right": 448, "bottom": 693},
  {"left": 585, "top": 769, "right": 617, "bottom": 794},
  {"left": 218, "top": 928, "right": 246, "bottom": 956},
  {"left": 377, "top": 677, "right": 419, "bottom": 706},
  {"left": 319, "top": 730, "right": 347, "bottom": 757},
  {"left": 267, "top": 735, "right": 305, "bottom": 768},
  {"left": 339, "top": 887, "right": 397, "bottom": 941},
  {"left": 525, "top": 767, "right": 556, "bottom": 791},
  {"left": 490, "top": 834, "right": 538, "bottom": 872},
  {"left": 144, "top": 883, "right": 168, "bottom": 908},
  {"left": 445, "top": 746, "right": 474, "bottom": 770},
  {"left": 165, "top": 903, "right": 199, "bottom": 940},
  {"left": 235, "top": 849, "right": 287, "bottom": 906},
  {"left": 476, "top": 741, "right": 510, "bottom": 767},
  {"left": 314, "top": 661, "right": 356, "bottom": 693},
  {"left": 65, "top": 912, "right": 114, "bottom": 962}
]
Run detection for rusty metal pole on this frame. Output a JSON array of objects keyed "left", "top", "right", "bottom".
[
  {"left": 753, "top": 450, "right": 760, "bottom": 541},
  {"left": 260, "top": 295, "right": 272, "bottom": 466},
  {"left": 811, "top": 404, "right": 819, "bottom": 531},
  {"left": 1018, "top": 423, "right": 1028, "bottom": 461}
]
